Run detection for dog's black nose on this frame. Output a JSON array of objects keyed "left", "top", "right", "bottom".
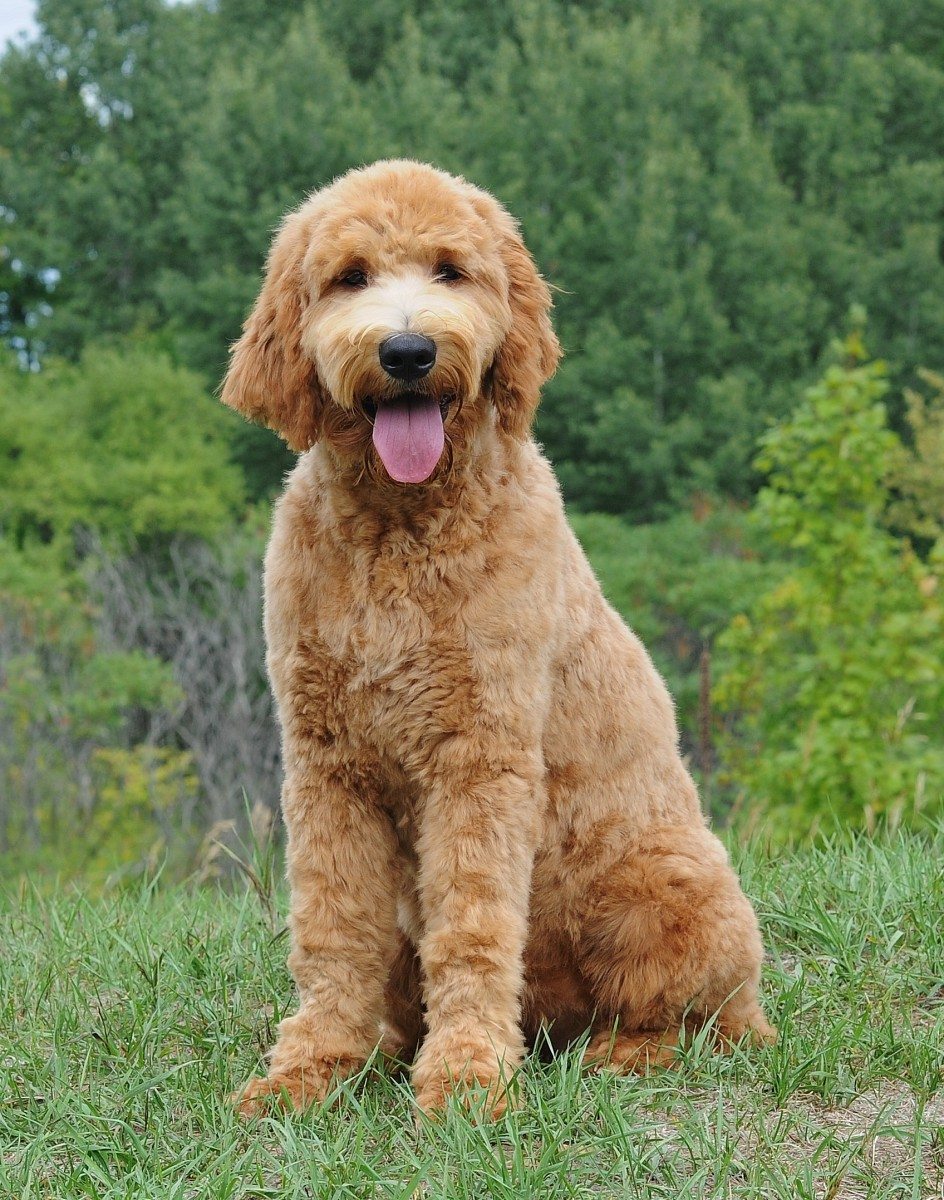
[{"left": 378, "top": 333, "right": 437, "bottom": 382}]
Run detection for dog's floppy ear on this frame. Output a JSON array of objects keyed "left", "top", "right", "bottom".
[
  {"left": 221, "top": 212, "right": 324, "bottom": 452},
  {"left": 480, "top": 200, "right": 561, "bottom": 439}
]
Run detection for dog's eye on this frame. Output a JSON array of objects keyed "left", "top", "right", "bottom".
[
  {"left": 338, "top": 268, "right": 369, "bottom": 289},
  {"left": 435, "top": 263, "right": 463, "bottom": 283}
]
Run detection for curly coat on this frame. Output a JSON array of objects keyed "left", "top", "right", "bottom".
[{"left": 221, "top": 160, "right": 774, "bottom": 1115}]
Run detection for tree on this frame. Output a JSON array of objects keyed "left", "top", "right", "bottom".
[
  {"left": 2, "top": 0, "right": 943, "bottom": 515},
  {"left": 714, "top": 335, "right": 944, "bottom": 835},
  {"left": 0, "top": 344, "right": 243, "bottom": 554}
]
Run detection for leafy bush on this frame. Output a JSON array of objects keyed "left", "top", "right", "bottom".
[
  {"left": 0, "top": 524, "right": 278, "bottom": 880},
  {"left": 0, "top": 343, "right": 259, "bottom": 876},
  {"left": 714, "top": 340, "right": 944, "bottom": 836},
  {"left": 0, "top": 580, "right": 188, "bottom": 875},
  {"left": 0, "top": 345, "right": 243, "bottom": 554},
  {"left": 887, "top": 368, "right": 944, "bottom": 547}
]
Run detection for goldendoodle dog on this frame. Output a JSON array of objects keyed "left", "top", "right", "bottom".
[{"left": 222, "top": 159, "right": 775, "bottom": 1116}]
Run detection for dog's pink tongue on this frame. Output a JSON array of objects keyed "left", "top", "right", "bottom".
[{"left": 372, "top": 396, "right": 445, "bottom": 483}]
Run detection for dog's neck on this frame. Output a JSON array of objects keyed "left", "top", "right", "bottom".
[{"left": 304, "top": 413, "right": 524, "bottom": 549}]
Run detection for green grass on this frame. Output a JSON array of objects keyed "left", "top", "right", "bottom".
[{"left": 2, "top": 830, "right": 943, "bottom": 1199}]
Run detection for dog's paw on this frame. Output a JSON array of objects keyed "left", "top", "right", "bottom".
[
  {"left": 233, "top": 1059, "right": 349, "bottom": 1117},
  {"left": 743, "top": 1019, "right": 778, "bottom": 1047},
  {"left": 584, "top": 1028, "right": 680, "bottom": 1074},
  {"left": 234, "top": 1072, "right": 313, "bottom": 1116},
  {"left": 718, "top": 1006, "right": 779, "bottom": 1049},
  {"left": 412, "top": 1045, "right": 520, "bottom": 1120},
  {"left": 414, "top": 1069, "right": 513, "bottom": 1120}
]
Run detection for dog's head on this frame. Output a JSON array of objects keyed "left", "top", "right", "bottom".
[{"left": 221, "top": 160, "right": 560, "bottom": 483}]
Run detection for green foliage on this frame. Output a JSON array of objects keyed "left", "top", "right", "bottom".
[
  {"left": 714, "top": 341, "right": 944, "bottom": 834},
  {"left": 0, "top": 341, "right": 241, "bottom": 871},
  {"left": 88, "top": 744, "right": 197, "bottom": 871},
  {"left": 1, "top": 1, "right": 944, "bottom": 862},
  {"left": 2, "top": 0, "right": 942, "bottom": 515},
  {"left": 887, "top": 368, "right": 944, "bottom": 546},
  {"left": 0, "top": 582, "right": 188, "bottom": 873},
  {"left": 0, "top": 345, "right": 243, "bottom": 554}
]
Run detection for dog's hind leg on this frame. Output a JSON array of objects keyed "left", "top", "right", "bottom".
[{"left": 577, "top": 823, "right": 775, "bottom": 1073}]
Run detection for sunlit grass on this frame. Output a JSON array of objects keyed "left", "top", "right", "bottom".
[{"left": 2, "top": 829, "right": 942, "bottom": 1198}]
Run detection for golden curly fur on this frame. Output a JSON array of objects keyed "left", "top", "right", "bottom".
[{"left": 222, "top": 159, "right": 774, "bottom": 1116}]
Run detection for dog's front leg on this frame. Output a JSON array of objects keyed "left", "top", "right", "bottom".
[
  {"left": 237, "top": 769, "right": 399, "bottom": 1114},
  {"left": 411, "top": 739, "right": 542, "bottom": 1115}
]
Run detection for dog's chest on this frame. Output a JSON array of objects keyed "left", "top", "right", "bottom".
[
  {"left": 319, "top": 553, "right": 446, "bottom": 667},
  {"left": 305, "top": 550, "right": 478, "bottom": 749},
  {"left": 331, "top": 597, "right": 435, "bottom": 686}
]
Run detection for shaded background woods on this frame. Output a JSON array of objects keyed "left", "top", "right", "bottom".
[{"left": 1, "top": 0, "right": 943, "bottom": 878}]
